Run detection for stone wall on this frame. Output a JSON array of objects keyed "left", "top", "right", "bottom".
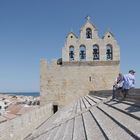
[
  {"left": 40, "top": 60, "right": 120, "bottom": 107},
  {"left": 0, "top": 103, "right": 53, "bottom": 140}
]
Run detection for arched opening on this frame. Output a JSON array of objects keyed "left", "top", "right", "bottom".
[
  {"left": 69, "top": 46, "right": 74, "bottom": 61},
  {"left": 93, "top": 45, "right": 99, "bottom": 60},
  {"left": 53, "top": 105, "right": 58, "bottom": 114},
  {"left": 106, "top": 44, "right": 113, "bottom": 60},
  {"left": 86, "top": 28, "right": 92, "bottom": 39},
  {"left": 79, "top": 45, "right": 86, "bottom": 60}
]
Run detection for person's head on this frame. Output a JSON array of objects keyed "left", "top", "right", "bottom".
[
  {"left": 118, "top": 73, "right": 123, "bottom": 79},
  {"left": 118, "top": 73, "right": 123, "bottom": 77},
  {"left": 129, "top": 70, "right": 136, "bottom": 75}
]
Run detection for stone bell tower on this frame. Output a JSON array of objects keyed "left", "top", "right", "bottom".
[
  {"left": 62, "top": 16, "right": 120, "bottom": 63},
  {"left": 40, "top": 17, "right": 120, "bottom": 107}
]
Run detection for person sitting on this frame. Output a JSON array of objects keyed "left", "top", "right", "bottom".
[
  {"left": 112, "top": 73, "right": 124, "bottom": 99},
  {"left": 122, "top": 70, "right": 136, "bottom": 98}
]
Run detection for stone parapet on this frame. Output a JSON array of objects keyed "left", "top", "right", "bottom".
[{"left": 0, "top": 103, "right": 53, "bottom": 140}]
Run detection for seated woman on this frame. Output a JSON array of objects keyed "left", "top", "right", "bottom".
[{"left": 112, "top": 73, "right": 124, "bottom": 99}]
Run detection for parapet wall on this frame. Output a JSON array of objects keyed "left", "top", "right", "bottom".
[
  {"left": 40, "top": 59, "right": 120, "bottom": 107},
  {"left": 0, "top": 103, "right": 53, "bottom": 140}
]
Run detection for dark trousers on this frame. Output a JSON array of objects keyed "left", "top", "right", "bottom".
[
  {"left": 122, "top": 89, "right": 129, "bottom": 98},
  {"left": 112, "top": 86, "right": 122, "bottom": 99}
]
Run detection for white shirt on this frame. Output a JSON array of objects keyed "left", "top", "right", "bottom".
[
  {"left": 113, "top": 75, "right": 124, "bottom": 88},
  {"left": 123, "top": 73, "right": 135, "bottom": 89}
]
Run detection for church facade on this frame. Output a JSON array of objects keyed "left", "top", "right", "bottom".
[{"left": 40, "top": 17, "right": 120, "bottom": 108}]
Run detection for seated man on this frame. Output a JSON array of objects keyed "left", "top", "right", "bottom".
[
  {"left": 112, "top": 73, "right": 124, "bottom": 99},
  {"left": 122, "top": 70, "right": 136, "bottom": 98}
]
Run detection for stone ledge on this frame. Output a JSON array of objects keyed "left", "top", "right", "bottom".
[{"left": 62, "top": 61, "right": 120, "bottom": 66}]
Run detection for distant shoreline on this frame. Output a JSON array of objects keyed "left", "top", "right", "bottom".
[{"left": 0, "top": 92, "right": 40, "bottom": 97}]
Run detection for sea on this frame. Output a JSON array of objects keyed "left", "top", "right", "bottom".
[{"left": 0, "top": 92, "right": 40, "bottom": 97}]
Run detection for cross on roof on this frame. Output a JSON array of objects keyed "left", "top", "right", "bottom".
[{"left": 86, "top": 16, "right": 91, "bottom": 21}]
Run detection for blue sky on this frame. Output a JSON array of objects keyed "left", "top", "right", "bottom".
[{"left": 0, "top": 0, "right": 140, "bottom": 92}]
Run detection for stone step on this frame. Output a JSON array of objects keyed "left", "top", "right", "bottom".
[
  {"left": 24, "top": 94, "right": 140, "bottom": 140},
  {"left": 62, "top": 119, "right": 74, "bottom": 140},
  {"left": 82, "top": 97, "right": 91, "bottom": 108},
  {"left": 45, "top": 126, "right": 58, "bottom": 140},
  {"left": 28, "top": 122, "right": 60, "bottom": 140},
  {"left": 82, "top": 111, "right": 105, "bottom": 140},
  {"left": 27, "top": 116, "right": 55, "bottom": 140},
  {"left": 76, "top": 99, "right": 81, "bottom": 114},
  {"left": 70, "top": 101, "right": 78, "bottom": 116},
  {"left": 27, "top": 102, "right": 76, "bottom": 140},
  {"left": 90, "top": 106, "right": 134, "bottom": 140},
  {"left": 87, "top": 95, "right": 103, "bottom": 103},
  {"left": 105, "top": 100, "right": 140, "bottom": 120},
  {"left": 84, "top": 96, "right": 96, "bottom": 106},
  {"left": 80, "top": 98, "right": 86, "bottom": 110},
  {"left": 114, "top": 89, "right": 140, "bottom": 102},
  {"left": 121, "top": 99, "right": 140, "bottom": 107},
  {"left": 52, "top": 102, "right": 77, "bottom": 123},
  {"left": 53, "top": 123, "right": 67, "bottom": 140},
  {"left": 127, "top": 94, "right": 140, "bottom": 99},
  {"left": 98, "top": 103, "right": 140, "bottom": 139},
  {"left": 37, "top": 130, "right": 50, "bottom": 140},
  {"left": 125, "top": 96, "right": 140, "bottom": 102},
  {"left": 73, "top": 115, "right": 86, "bottom": 140},
  {"left": 89, "top": 91, "right": 112, "bottom": 98},
  {"left": 60, "top": 101, "right": 77, "bottom": 117},
  {"left": 31, "top": 125, "right": 57, "bottom": 140},
  {"left": 80, "top": 95, "right": 111, "bottom": 111},
  {"left": 88, "top": 95, "right": 105, "bottom": 100},
  {"left": 117, "top": 89, "right": 140, "bottom": 101},
  {"left": 27, "top": 101, "right": 78, "bottom": 140},
  {"left": 34, "top": 119, "right": 59, "bottom": 137}
]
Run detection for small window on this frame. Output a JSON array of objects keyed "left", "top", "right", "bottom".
[
  {"left": 79, "top": 45, "right": 86, "bottom": 60},
  {"left": 86, "top": 28, "right": 92, "bottom": 39},
  {"left": 69, "top": 46, "right": 74, "bottom": 61},
  {"left": 106, "top": 44, "right": 113, "bottom": 60},
  {"left": 89, "top": 76, "right": 92, "bottom": 82},
  {"left": 93, "top": 45, "right": 99, "bottom": 60},
  {"left": 53, "top": 105, "right": 58, "bottom": 114}
]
